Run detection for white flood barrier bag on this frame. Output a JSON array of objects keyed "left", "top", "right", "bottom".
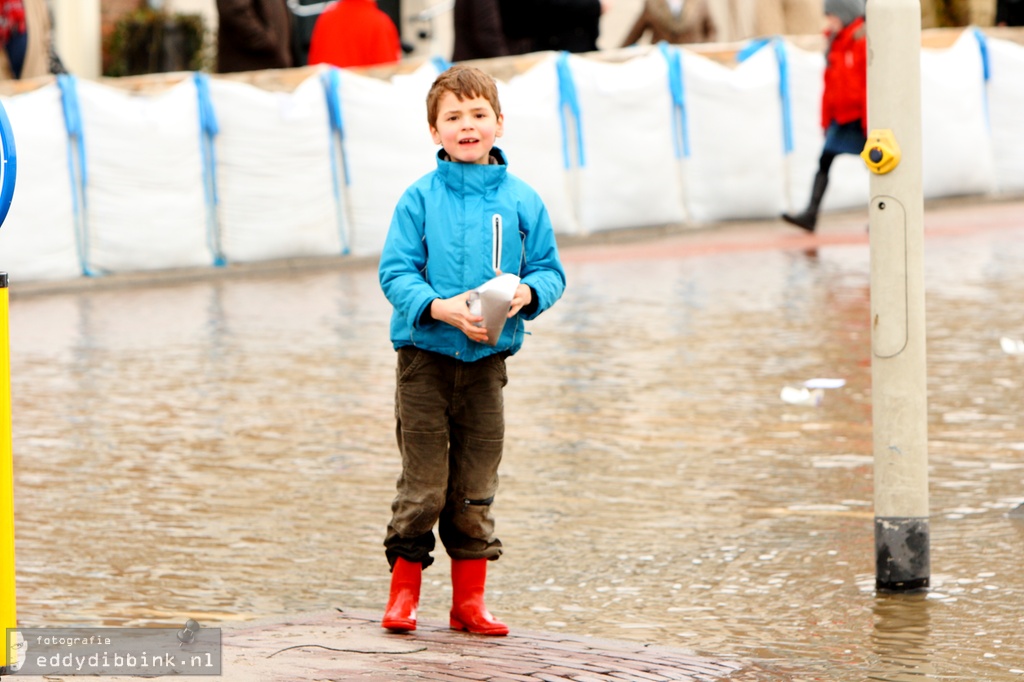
[
  {"left": 337, "top": 63, "right": 440, "bottom": 257},
  {"left": 212, "top": 74, "right": 341, "bottom": 263},
  {"left": 75, "top": 78, "right": 211, "bottom": 274},
  {"left": 781, "top": 41, "right": 827, "bottom": 214},
  {"left": 566, "top": 49, "right": 686, "bottom": 233},
  {"left": 986, "top": 37, "right": 1024, "bottom": 195},
  {"left": 498, "top": 54, "right": 580, "bottom": 236},
  {"left": 0, "top": 84, "right": 80, "bottom": 281},
  {"left": 920, "top": 30, "right": 996, "bottom": 200},
  {"left": 683, "top": 46, "right": 787, "bottom": 223}
]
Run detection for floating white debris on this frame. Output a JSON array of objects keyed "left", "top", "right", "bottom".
[
  {"left": 803, "top": 378, "right": 846, "bottom": 389},
  {"left": 780, "top": 386, "right": 825, "bottom": 406},
  {"left": 1000, "top": 337, "right": 1024, "bottom": 355}
]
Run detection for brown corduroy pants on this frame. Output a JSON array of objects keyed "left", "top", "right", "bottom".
[{"left": 384, "top": 347, "right": 507, "bottom": 569}]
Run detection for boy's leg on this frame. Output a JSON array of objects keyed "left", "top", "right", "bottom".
[
  {"left": 384, "top": 348, "right": 453, "bottom": 570},
  {"left": 439, "top": 352, "right": 508, "bottom": 561},
  {"left": 441, "top": 352, "right": 509, "bottom": 635}
]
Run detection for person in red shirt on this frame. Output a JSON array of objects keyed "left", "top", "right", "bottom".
[
  {"left": 782, "top": 0, "right": 866, "bottom": 233},
  {"left": 307, "top": 0, "right": 402, "bottom": 69}
]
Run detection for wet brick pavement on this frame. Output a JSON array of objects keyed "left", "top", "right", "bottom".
[{"left": 216, "top": 609, "right": 750, "bottom": 681}]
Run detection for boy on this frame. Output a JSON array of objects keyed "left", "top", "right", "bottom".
[
  {"left": 782, "top": 0, "right": 866, "bottom": 232},
  {"left": 378, "top": 65, "right": 566, "bottom": 636}
]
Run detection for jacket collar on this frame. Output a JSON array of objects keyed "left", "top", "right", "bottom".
[{"left": 435, "top": 147, "right": 508, "bottom": 195}]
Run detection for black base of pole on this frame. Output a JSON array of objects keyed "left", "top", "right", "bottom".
[{"left": 875, "top": 516, "right": 930, "bottom": 592}]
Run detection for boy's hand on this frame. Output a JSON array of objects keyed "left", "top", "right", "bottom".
[
  {"left": 430, "top": 294, "right": 489, "bottom": 343},
  {"left": 507, "top": 283, "right": 532, "bottom": 318}
]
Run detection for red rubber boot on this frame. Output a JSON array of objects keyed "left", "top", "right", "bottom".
[
  {"left": 382, "top": 557, "right": 421, "bottom": 632},
  {"left": 449, "top": 558, "right": 509, "bottom": 636}
]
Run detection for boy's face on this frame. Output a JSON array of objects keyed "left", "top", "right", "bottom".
[
  {"left": 429, "top": 90, "right": 504, "bottom": 165},
  {"left": 823, "top": 13, "right": 843, "bottom": 34}
]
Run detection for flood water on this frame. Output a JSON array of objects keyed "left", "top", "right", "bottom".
[{"left": 7, "top": 213, "right": 1024, "bottom": 681}]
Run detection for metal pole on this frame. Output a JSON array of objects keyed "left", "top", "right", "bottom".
[
  {"left": 862, "top": 0, "right": 930, "bottom": 591},
  {"left": 0, "top": 272, "right": 15, "bottom": 670}
]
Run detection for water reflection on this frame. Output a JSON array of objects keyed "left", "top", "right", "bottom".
[
  {"left": 871, "top": 594, "right": 934, "bottom": 681},
  {"left": 7, "top": 221, "right": 1024, "bottom": 680}
]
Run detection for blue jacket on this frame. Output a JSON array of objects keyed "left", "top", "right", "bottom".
[{"left": 379, "top": 149, "right": 566, "bottom": 362}]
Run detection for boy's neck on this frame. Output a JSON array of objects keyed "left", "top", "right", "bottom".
[{"left": 440, "top": 149, "right": 502, "bottom": 165}]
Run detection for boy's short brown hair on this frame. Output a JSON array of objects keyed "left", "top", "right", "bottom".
[{"left": 426, "top": 65, "right": 502, "bottom": 127}]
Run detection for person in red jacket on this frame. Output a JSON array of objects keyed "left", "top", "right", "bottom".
[
  {"left": 307, "top": 0, "right": 402, "bottom": 69},
  {"left": 782, "top": 0, "right": 866, "bottom": 232}
]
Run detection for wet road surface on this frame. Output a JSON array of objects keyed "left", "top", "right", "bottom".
[{"left": 7, "top": 199, "right": 1024, "bottom": 680}]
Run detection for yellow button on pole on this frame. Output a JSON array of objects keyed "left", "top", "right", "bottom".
[{"left": 861, "top": 129, "right": 902, "bottom": 175}]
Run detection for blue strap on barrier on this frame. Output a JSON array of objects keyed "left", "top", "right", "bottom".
[
  {"left": 322, "top": 68, "right": 350, "bottom": 254},
  {"left": 193, "top": 73, "right": 225, "bottom": 266},
  {"left": 0, "top": 99, "right": 17, "bottom": 229},
  {"left": 973, "top": 27, "right": 991, "bottom": 82},
  {"left": 323, "top": 68, "right": 349, "bottom": 183},
  {"left": 737, "top": 37, "right": 794, "bottom": 155},
  {"left": 658, "top": 42, "right": 690, "bottom": 159},
  {"left": 57, "top": 75, "right": 94, "bottom": 277},
  {"left": 431, "top": 55, "right": 452, "bottom": 73},
  {"left": 555, "top": 52, "right": 585, "bottom": 169},
  {"left": 736, "top": 37, "right": 772, "bottom": 63},
  {"left": 972, "top": 27, "right": 991, "bottom": 129},
  {"left": 773, "top": 39, "right": 794, "bottom": 155}
]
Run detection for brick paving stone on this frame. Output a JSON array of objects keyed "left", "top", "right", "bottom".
[
  {"left": 473, "top": 662, "right": 546, "bottom": 675},
  {"left": 606, "top": 667, "right": 671, "bottom": 675},
  {"left": 536, "top": 659, "right": 614, "bottom": 675},
  {"left": 401, "top": 667, "right": 481, "bottom": 679},
  {"left": 603, "top": 666, "right": 674, "bottom": 681},
  {"left": 72, "top": 609, "right": 751, "bottom": 682},
  {"left": 547, "top": 661, "right": 617, "bottom": 675},
  {"left": 535, "top": 674, "right": 578, "bottom": 682},
  {"left": 431, "top": 666, "right": 493, "bottom": 680},
  {"left": 650, "top": 666, "right": 714, "bottom": 681}
]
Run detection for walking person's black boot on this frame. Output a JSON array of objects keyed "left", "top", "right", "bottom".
[{"left": 782, "top": 170, "right": 829, "bottom": 232}]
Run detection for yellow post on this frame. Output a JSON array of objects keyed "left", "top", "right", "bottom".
[{"left": 0, "top": 272, "right": 14, "bottom": 669}]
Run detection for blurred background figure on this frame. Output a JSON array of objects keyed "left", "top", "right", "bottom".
[
  {"left": 216, "top": 0, "right": 293, "bottom": 73},
  {"left": 0, "top": 0, "right": 27, "bottom": 78},
  {"left": 782, "top": 0, "right": 866, "bottom": 232},
  {"left": 754, "top": 0, "right": 822, "bottom": 36},
  {"left": 0, "top": 0, "right": 57, "bottom": 80},
  {"left": 289, "top": 0, "right": 322, "bottom": 67},
  {"left": 307, "top": 0, "right": 402, "bottom": 67},
  {"left": 452, "top": 0, "right": 510, "bottom": 61},
  {"left": 996, "top": 0, "right": 1024, "bottom": 26},
  {"left": 704, "top": 0, "right": 755, "bottom": 43},
  {"left": 920, "top": 0, "right": 970, "bottom": 27},
  {"left": 496, "top": 0, "right": 542, "bottom": 55},
  {"left": 530, "top": 0, "right": 608, "bottom": 53},
  {"left": 621, "top": 0, "right": 717, "bottom": 46}
]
